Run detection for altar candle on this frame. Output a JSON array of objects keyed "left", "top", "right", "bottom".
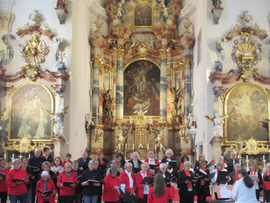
[
  {"left": 132, "top": 144, "right": 134, "bottom": 150},
  {"left": 125, "top": 143, "right": 127, "bottom": 150},
  {"left": 246, "top": 155, "right": 248, "bottom": 160},
  {"left": 12, "top": 153, "right": 14, "bottom": 159},
  {"left": 263, "top": 155, "right": 265, "bottom": 160},
  {"left": 147, "top": 144, "right": 149, "bottom": 150},
  {"left": 4, "top": 153, "right": 6, "bottom": 159},
  {"left": 155, "top": 144, "right": 157, "bottom": 150},
  {"left": 29, "top": 154, "right": 31, "bottom": 159}
]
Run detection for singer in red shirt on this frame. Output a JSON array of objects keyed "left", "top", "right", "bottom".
[{"left": 0, "top": 158, "right": 9, "bottom": 203}]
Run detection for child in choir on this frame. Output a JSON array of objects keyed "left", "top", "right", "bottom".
[
  {"left": 57, "top": 162, "right": 78, "bottom": 203},
  {"left": 6, "top": 159, "right": 30, "bottom": 203},
  {"left": 72, "top": 160, "right": 83, "bottom": 203},
  {"left": 80, "top": 160, "right": 101, "bottom": 203},
  {"left": 263, "top": 163, "right": 270, "bottom": 202},
  {"left": 103, "top": 167, "right": 120, "bottom": 203},
  {"left": 36, "top": 171, "right": 57, "bottom": 203},
  {"left": 247, "top": 162, "right": 262, "bottom": 201},
  {"left": 62, "top": 153, "right": 72, "bottom": 166},
  {"left": 0, "top": 158, "right": 9, "bottom": 203},
  {"left": 148, "top": 173, "right": 175, "bottom": 203},
  {"left": 178, "top": 161, "right": 197, "bottom": 203},
  {"left": 195, "top": 161, "right": 210, "bottom": 203},
  {"left": 144, "top": 151, "right": 159, "bottom": 175},
  {"left": 135, "top": 162, "right": 152, "bottom": 203},
  {"left": 119, "top": 162, "right": 136, "bottom": 203},
  {"left": 39, "top": 161, "right": 55, "bottom": 181}
]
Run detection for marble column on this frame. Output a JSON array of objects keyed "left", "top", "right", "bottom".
[
  {"left": 92, "top": 56, "right": 101, "bottom": 124},
  {"left": 116, "top": 49, "right": 124, "bottom": 121},
  {"left": 160, "top": 40, "right": 168, "bottom": 121},
  {"left": 183, "top": 58, "right": 192, "bottom": 123}
]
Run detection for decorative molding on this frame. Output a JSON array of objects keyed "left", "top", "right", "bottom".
[{"left": 0, "top": 12, "right": 15, "bottom": 32}]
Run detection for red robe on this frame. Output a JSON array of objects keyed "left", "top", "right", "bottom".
[
  {"left": 148, "top": 185, "right": 175, "bottom": 203},
  {"left": 36, "top": 179, "right": 56, "bottom": 203},
  {"left": 144, "top": 158, "right": 160, "bottom": 174},
  {"left": 0, "top": 167, "right": 9, "bottom": 192},
  {"left": 135, "top": 170, "right": 152, "bottom": 199},
  {"left": 6, "top": 168, "right": 30, "bottom": 195},
  {"left": 57, "top": 171, "right": 78, "bottom": 196},
  {"left": 119, "top": 170, "right": 136, "bottom": 199},
  {"left": 103, "top": 173, "right": 120, "bottom": 202}
]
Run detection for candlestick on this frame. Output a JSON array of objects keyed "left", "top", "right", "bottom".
[
  {"left": 29, "top": 154, "right": 31, "bottom": 159},
  {"left": 132, "top": 144, "right": 135, "bottom": 151},
  {"left": 147, "top": 144, "right": 149, "bottom": 150},
  {"left": 12, "top": 153, "right": 14, "bottom": 159},
  {"left": 246, "top": 155, "right": 248, "bottom": 160},
  {"left": 154, "top": 144, "right": 157, "bottom": 151},
  {"left": 4, "top": 153, "right": 6, "bottom": 160},
  {"left": 263, "top": 155, "right": 265, "bottom": 161},
  {"left": 125, "top": 143, "right": 127, "bottom": 150}
]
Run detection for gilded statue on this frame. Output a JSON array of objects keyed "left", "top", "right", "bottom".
[
  {"left": 169, "top": 86, "right": 182, "bottom": 117},
  {"left": 103, "top": 89, "right": 113, "bottom": 118},
  {"left": 115, "top": 130, "right": 127, "bottom": 152}
]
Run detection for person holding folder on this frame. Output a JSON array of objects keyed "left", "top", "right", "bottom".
[
  {"left": 194, "top": 153, "right": 207, "bottom": 171},
  {"left": 6, "top": 159, "right": 30, "bottom": 203},
  {"left": 263, "top": 163, "right": 270, "bottom": 202},
  {"left": 148, "top": 173, "right": 175, "bottom": 203},
  {"left": 178, "top": 161, "right": 197, "bottom": 203},
  {"left": 144, "top": 151, "right": 159, "bottom": 175},
  {"left": 135, "top": 162, "right": 152, "bottom": 203},
  {"left": 247, "top": 162, "right": 262, "bottom": 201},
  {"left": 0, "top": 158, "right": 9, "bottom": 203},
  {"left": 228, "top": 163, "right": 241, "bottom": 185},
  {"left": 195, "top": 161, "right": 210, "bottom": 203},
  {"left": 57, "top": 162, "right": 78, "bottom": 203},
  {"left": 211, "top": 161, "right": 229, "bottom": 200},
  {"left": 128, "top": 152, "right": 142, "bottom": 175},
  {"left": 119, "top": 162, "right": 136, "bottom": 203},
  {"left": 36, "top": 171, "right": 57, "bottom": 203},
  {"left": 161, "top": 149, "right": 177, "bottom": 178},
  {"left": 80, "top": 160, "right": 101, "bottom": 203},
  {"left": 103, "top": 167, "right": 120, "bottom": 203}
]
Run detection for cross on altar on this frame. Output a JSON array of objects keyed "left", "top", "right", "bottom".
[
  {"left": 138, "top": 130, "right": 144, "bottom": 148},
  {"left": 18, "top": 154, "right": 23, "bottom": 160}
]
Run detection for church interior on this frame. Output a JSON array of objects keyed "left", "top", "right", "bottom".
[{"left": 0, "top": 0, "right": 270, "bottom": 178}]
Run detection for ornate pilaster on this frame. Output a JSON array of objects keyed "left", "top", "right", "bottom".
[
  {"left": 160, "top": 40, "right": 168, "bottom": 121},
  {"left": 116, "top": 48, "right": 124, "bottom": 121},
  {"left": 183, "top": 57, "right": 192, "bottom": 123}
]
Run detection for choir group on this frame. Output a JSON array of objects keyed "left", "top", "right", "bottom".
[{"left": 0, "top": 148, "right": 268, "bottom": 203}]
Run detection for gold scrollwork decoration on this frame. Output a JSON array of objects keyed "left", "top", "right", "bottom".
[
  {"left": 137, "top": 43, "right": 148, "bottom": 57},
  {"left": 94, "top": 14, "right": 104, "bottom": 32},
  {"left": 117, "top": 49, "right": 125, "bottom": 58},
  {"left": 21, "top": 64, "right": 39, "bottom": 81},
  {"left": 160, "top": 48, "right": 168, "bottom": 59}
]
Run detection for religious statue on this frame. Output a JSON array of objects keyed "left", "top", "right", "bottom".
[
  {"left": 115, "top": 3, "right": 124, "bottom": 19},
  {"left": 103, "top": 89, "right": 113, "bottom": 118},
  {"left": 204, "top": 113, "right": 228, "bottom": 137},
  {"left": 85, "top": 112, "right": 94, "bottom": 128},
  {"left": 56, "top": 0, "right": 67, "bottom": 9},
  {"left": 155, "top": 132, "right": 163, "bottom": 148},
  {"left": 240, "top": 11, "right": 253, "bottom": 27},
  {"left": 43, "top": 106, "right": 69, "bottom": 141},
  {"left": 55, "top": 51, "right": 65, "bottom": 67},
  {"left": 129, "top": 37, "right": 137, "bottom": 50},
  {"left": 115, "top": 130, "right": 127, "bottom": 152},
  {"left": 0, "top": 108, "right": 6, "bottom": 131},
  {"left": 169, "top": 86, "right": 182, "bottom": 117},
  {"left": 212, "top": 0, "right": 222, "bottom": 9},
  {"left": 161, "top": 4, "right": 169, "bottom": 19}
]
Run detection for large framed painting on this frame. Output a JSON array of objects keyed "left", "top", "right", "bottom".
[
  {"left": 8, "top": 82, "right": 54, "bottom": 141},
  {"left": 124, "top": 59, "right": 160, "bottom": 116},
  {"left": 224, "top": 83, "right": 269, "bottom": 143},
  {"left": 133, "top": 2, "right": 153, "bottom": 28}
]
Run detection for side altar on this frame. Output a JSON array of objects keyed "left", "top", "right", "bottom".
[{"left": 86, "top": 0, "right": 196, "bottom": 160}]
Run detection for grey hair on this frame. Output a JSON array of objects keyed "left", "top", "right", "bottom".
[
  {"left": 12, "top": 159, "right": 21, "bottom": 165},
  {"left": 159, "top": 163, "right": 167, "bottom": 169},
  {"left": 88, "top": 160, "right": 95, "bottom": 166},
  {"left": 41, "top": 171, "right": 50, "bottom": 177},
  {"left": 124, "top": 162, "right": 133, "bottom": 169},
  {"left": 131, "top": 151, "right": 140, "bottom": 159},
  {"left": 183, "top": 161, "right": 191, "bottom": 168},
  {"left": 165, "top": 148, "right": 174, "bottom": 156},
  {"left": 112, "top": 159, "right": 120, "bottom": 165},
  {"left": 109, "top": 167, "right": 117, "bottom": 174}
]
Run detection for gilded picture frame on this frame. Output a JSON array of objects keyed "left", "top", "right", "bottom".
[
  {"left": 8, "top": 82, "right": 54, "bottom": 141},
  {"left": 224, "top": 83, "right": 270, "bottom": 143},
  {"left": 132, "top": 2, "right": 154, "bottom": 30},
  {"left": 123, "top": 58, "right": 160, "bottom": 117}
]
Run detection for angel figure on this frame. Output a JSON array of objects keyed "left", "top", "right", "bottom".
[
  {"left": 204, "top": 112, "right": 228, "bottom": 137},
  {"left": 240, "top": 11, "right": 253, "bottom": 27},
  {"left": 129, "top": 37, "right": 137, "bottom": 50},
  {"left": 43, "top": 106, "right": 69, "bottom": 141},
  {"left": 115, "top": 130, "right": 127, "bottom": 152},
  {"left": 115, "top": 3, "right": 124, "bottom": 19},
  {"left": 134, "top": 109, "right": 147, "bottom": 117},
  {"left": 161, "top": 4, "right": 169, "bottom": 19},
  {"left": 55, "top": 51, "right": 65, "bottom": 67},
  {"left": 85, "top": 112, "right": 94, "bottom": 128},
  {"left": 155, "top": 133, "right": 163, "bottom": 148}
]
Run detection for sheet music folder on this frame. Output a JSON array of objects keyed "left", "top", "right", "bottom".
[{"left": 140, "top": 177, "right": 153, "bottom": 184}]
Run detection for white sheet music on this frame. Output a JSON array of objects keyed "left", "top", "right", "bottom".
[
  {"left": 120, "top": 184, "right": 126, "bottom": 193},
  {"left": 249, "top": 175, "right": 258, "bottom": 181},
  {"left": 219, "top": 186, "right": 232, "bottom": 198}
]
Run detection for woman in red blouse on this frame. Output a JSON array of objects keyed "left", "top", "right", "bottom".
[
  {"left": 36, "top": 171, "right": 57, "bottom": 203},
  {"left": 135, "top": 162, "right": 152, "bottom": 202},
  {"left": 6, "top": 159, "right": 30, "bottom": 203},
  {"left": 148, "top": 173, "right": 175, "bottom": 203},
  {"left": 103, "top": 167, "right": 120, "bottom": 203},
  {"left": 57, "top": 162, "right": 78, "bottom": 203},
  {"left": 263, "top": 163, "right": 270, "bottom": 202},
  {"left": 144, "top": 151, "right": 159, "bottom": 175},
  {"left": 0, "top": 158, "right": 9, "bottom": 203}
]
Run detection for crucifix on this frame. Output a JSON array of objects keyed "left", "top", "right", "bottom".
[
  {"left": 18, "top": 154, "right": 23, "bottom": 160},
  {"left": 138, "top": 130, "right": 144, "bottom": 148}
]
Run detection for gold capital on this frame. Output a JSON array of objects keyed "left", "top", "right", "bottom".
[{"left": 117, "top": 49, "right": 125, "bottom": 59}]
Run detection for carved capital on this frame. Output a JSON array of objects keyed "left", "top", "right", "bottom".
[
  {"left": 117, "top": 49, "right": 125, "bottom": 59},
  {"left": 160, "top": 48, "right": 168, "bottom": 59}
]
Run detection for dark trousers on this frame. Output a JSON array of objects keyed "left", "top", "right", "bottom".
[
  {"left": 256, "top": 189, "right": 260, "bottom": 200},
  {"left": 264, "top": 189, "right": 270, "bottom": 202},
  {"left": 31, "top": 181, "right": 37, "bottom": 203},
  {"left": 59, "top": 195, "right": 74, "bottom": 203},
  {"left": 137, "top": 194, "right": 148, "bottom": 203},
  {"left": 104, "top": 202, "right": 119, "bottom": 203},
  {"left": 0, "top": 192, "right": 7, "bottom": 203},
  {"left": 179, "top": 191, "right": 194, "bottom": 203},
  {"left": 197, "top": 186, "right": 207, "bottom": 203},
  {"left": 9, "top": 193, "right": 28, "bottom": 203}
]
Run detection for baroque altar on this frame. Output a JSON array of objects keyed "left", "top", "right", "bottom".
[{"left": 87, "top": 0, "right": 196, "bottom": 160}]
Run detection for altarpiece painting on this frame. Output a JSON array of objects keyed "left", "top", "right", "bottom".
[
  {"left": 225, "top": 83, "right": 269, "bottom": 143},
  {"left": 124, "top": 59, "right": 160, "bottom": 116},
  {"left": 134, "top": 3, "right": 153, "bottom": 27},
  {"left": 9, "top": 82, "right": 54, "bottom": 140}
]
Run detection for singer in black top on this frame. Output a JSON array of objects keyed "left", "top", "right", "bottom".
[
  {"left": 160, "top": 149, "right": 177, "bottom": 178},
  {"left": 77, "top": 150, "right": 91, "bottom": 172},
  {"left": 195, "top": 161, "right": 210, "bottom": 203}
]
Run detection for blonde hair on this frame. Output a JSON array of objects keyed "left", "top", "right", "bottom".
[
  {"left": 65, "top": 162, "right": 72, "bottom": 168},
  {"left": 131, "top": 152, "right": 140, "bottom": 159},
  {"left": 42, "top": 161, "right": 51, "bottom": 169},
  {"left": 141, "top": 162, "right": 149, "bottom": 170}
]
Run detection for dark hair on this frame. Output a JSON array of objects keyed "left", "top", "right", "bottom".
[
  {"left": 199, "top": 160, "right": 207, "bottom": 168},
  {"left": 43, "top": 147, "right": 50, "bottom": 152},
  {"left": 181, "top": 155, "right": 189, "bottom": 163},
  {"left": 116, "top": 153, "right": 125, "bottom": 166},
  {"left": 237, "top": 169, "right": 253, "bottom": 188},
  {"left": 53, "top": 157, "right": 62, "bottom": 166},
  {"left": 65, "top": 153, "right": 72, "bottom": 158},
  {"left": 153, "top": 173, "right": 166, "bottom": 196}
]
